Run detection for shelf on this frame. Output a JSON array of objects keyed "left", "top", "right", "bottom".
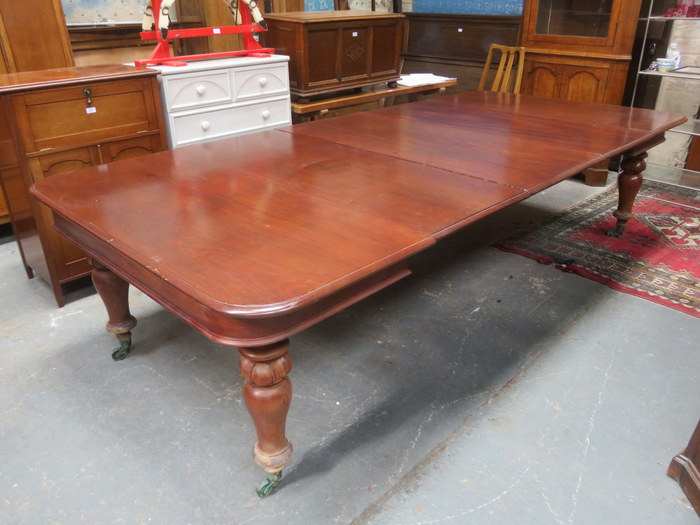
[
  {"left": 645, "top": 16, "right": 700, "bottom": 21},
  {"left": 645, "top": 162, "right": 700, "bottom": 192},
  {"left": 639, "top": 69, "right": 700, "bottom": 80},
  {"left": 670, "top": 119, "right": 700, "bottom": 137}
]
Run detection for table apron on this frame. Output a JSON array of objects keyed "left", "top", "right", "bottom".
[{"left": 53, "top": 215, "right": 414, "bottom": 348}]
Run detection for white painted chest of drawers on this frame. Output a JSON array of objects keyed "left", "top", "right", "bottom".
[{"left": 151, "top": 55, "right": 291, "bottom": 149}]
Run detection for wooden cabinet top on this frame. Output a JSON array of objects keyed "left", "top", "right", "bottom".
[
  {"left": 0, "top": 65, "right": 159, "bottom": 95},
  {"left": 263, "top": 11, "right": 405, "bottom": 23}
]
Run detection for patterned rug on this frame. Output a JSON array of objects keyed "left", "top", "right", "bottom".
[{"left": 495, "top": 180, "right": 700, "bottom": 318}]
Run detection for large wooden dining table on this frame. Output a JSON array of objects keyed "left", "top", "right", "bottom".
[{"left": 30, "top": 91, "right": 685, "bottom": 496}]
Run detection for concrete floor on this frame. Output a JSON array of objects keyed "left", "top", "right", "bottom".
[{"left": 1, "top": 176, "right": 698, "bottom": 525}]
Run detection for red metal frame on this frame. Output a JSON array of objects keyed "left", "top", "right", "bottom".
[{"left": 135, "top": 0, "right": 273, "bottom": 67}]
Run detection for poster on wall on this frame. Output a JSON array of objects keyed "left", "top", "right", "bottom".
[{"left": 61, "top": 0, "right": 159, "bottom": 25}]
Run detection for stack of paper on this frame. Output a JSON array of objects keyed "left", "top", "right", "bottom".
[{"left": 397, "top": 74, "right": 457, "bottom": 87}]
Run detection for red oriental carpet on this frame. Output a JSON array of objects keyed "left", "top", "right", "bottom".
[{"left": 495, "top": 180, "right": 700, "bottom": 318}]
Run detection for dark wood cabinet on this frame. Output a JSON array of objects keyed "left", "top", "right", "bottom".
[
  {"left": 0, "top": 65, "right": 166, "bottom": 306},
  {"left": 262, "top": 11, "right": 404, "bottom": 99}
]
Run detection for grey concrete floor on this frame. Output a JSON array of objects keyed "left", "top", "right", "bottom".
[{"left": 1, "top": 177, "right": 698, "bottom": 525}]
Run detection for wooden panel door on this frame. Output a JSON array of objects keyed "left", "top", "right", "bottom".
[
  {"left": 523, "top": 61, "right": 561, "bottom": 99},
  {"left": 100, "top": 135, "right": 165, "bottom": 164},
  {"left": 29, "top": 147, "right": 100, "bottom": 283},
  {"left": 372, "top": 22, "right": 402, "bottom": 76},
  {"left": 559, "top": 66, "right": 609, "bottom": 104},
  {"left": 14, "top": 79, "right": 160, "bottom": 154},
  {"left": 340, "top": 26, "right": 370, "bottom": 81},
  {"left": 0, "top": 0, "right": 74, "bottom": 72},
  {"left": 523, "top": 59, "right": 609, "bottom": 103}
]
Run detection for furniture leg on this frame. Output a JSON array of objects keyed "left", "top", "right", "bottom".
[
  {"left": 608, "top": 151, "right": 647, "bottom": 237},
  {"left": 239, "top": 340, "right": 293, "bottom": 497},
  {"left": 583, "top": 158, "right": 610, "bottom": 187},
  {"left": 667, "top": 419, "right": 700, "bottom": 516},
  {"left": 90, "top": 258, "right": 137, "bottom": 361}
]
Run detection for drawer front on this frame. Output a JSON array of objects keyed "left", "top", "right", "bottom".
[
  {"left": 15, "top": 79, "right": 160, "bottom": 153},
  {"left": 234, "top": 65, "right": 290, "bottom": 101},
  {"left": 162, "top": 71, "right": 232, "bottom": 112},
  {"left": 169, "top": 98, "right": 291, "bottom": 147}
]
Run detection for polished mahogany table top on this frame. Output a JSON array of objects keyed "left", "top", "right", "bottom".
[
  {"left": 31, "top": 92, "right": 684, "bottom": 347},
  {"left": 29, "top": 90, "right": 685, "bottom": 495}
]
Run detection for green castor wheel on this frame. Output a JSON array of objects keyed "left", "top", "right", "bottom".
[
  {"left": 606, "top": 224, "right": 624, "bottom": 237},
  {"left": 111, "top": 334, "right": 132, "bottom": 361},
  {"left": 256, "top": 471, "right": 283, "bottom": 498}
]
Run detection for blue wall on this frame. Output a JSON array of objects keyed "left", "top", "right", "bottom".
[
  {"left": 304, "top": 0, "right": 523, "bottom": 15},
  {"left": 304, "top": 0, "right": 336, "bottom": 10},
  {"left": 413, "top": 0, "right": 522, "bottom": 15}
]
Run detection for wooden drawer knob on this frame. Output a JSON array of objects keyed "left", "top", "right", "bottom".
[
  {"left": 259, "top": 77, "right": 268, "bottom": 87},
  {"left": 201, "top": 120, "right": 211, "bottom": 131},
  {"left": 196, "top": 85, "right": 206, "bottom": 95},
  {"left": 261, "top": 110, "right": 271, "bottom": 120}
]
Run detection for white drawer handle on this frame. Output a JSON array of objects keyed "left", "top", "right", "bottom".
[
  {"left": 261, "top": 110, "right": 271, "bottom": 120},
  {"left": 259, "top": 77, "right": 268, "bottom": 87},
  {"left": 196, "top": 85, "right": 206, "bottom": 95},
  {"left": 201, "top": 121, "right": 210, "bottom": 131}
]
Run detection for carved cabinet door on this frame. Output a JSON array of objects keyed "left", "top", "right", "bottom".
[
  {"left": 523, "top": 60, "right": 609, "bottom": 103},
  {"left": 28, "top": 147, "right": 100, "bottom": 282},
  {"left": 558, "top": 66, "right": 609, "bottom": 104}
]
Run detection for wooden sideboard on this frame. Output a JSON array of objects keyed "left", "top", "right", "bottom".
[
  {"left": 0, "top": 0, "right": 75, "bottom": 226},
  {"left": 262, "top": 11, "right": 404, "bottom": 99},
  {"left": 0, "top": 65, "right": 166, "bottom": 306}
]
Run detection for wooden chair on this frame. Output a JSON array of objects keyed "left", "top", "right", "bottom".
[{"left": 478, "top": 44, "right": 526, "bottom": 94}]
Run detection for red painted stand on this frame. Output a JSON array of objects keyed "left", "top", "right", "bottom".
[{"left": 135, "top": 0, "right": 273, "bottom": 67}]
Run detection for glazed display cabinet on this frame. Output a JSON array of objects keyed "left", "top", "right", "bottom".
[{"left": 520, "top": 0, "right": 643, "bottom": 105}]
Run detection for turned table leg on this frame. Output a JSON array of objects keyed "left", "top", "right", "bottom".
[
  {"left": 90, "top": 258, "right": 137, "bottom": 361},
  {"left": 239, "top": 339, "right": 293, "bottom": 497},
  {"left": 608, "top": 151, "right": 647, "bottom": 237}
]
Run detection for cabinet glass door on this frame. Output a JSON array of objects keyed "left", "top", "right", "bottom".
[{"left": 535, "top": 0, "right": 613, "bottom": 38}]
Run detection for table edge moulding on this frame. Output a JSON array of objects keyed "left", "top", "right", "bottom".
[{"left": 29, "top": 91, "right": 685, "bottom": 497}]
